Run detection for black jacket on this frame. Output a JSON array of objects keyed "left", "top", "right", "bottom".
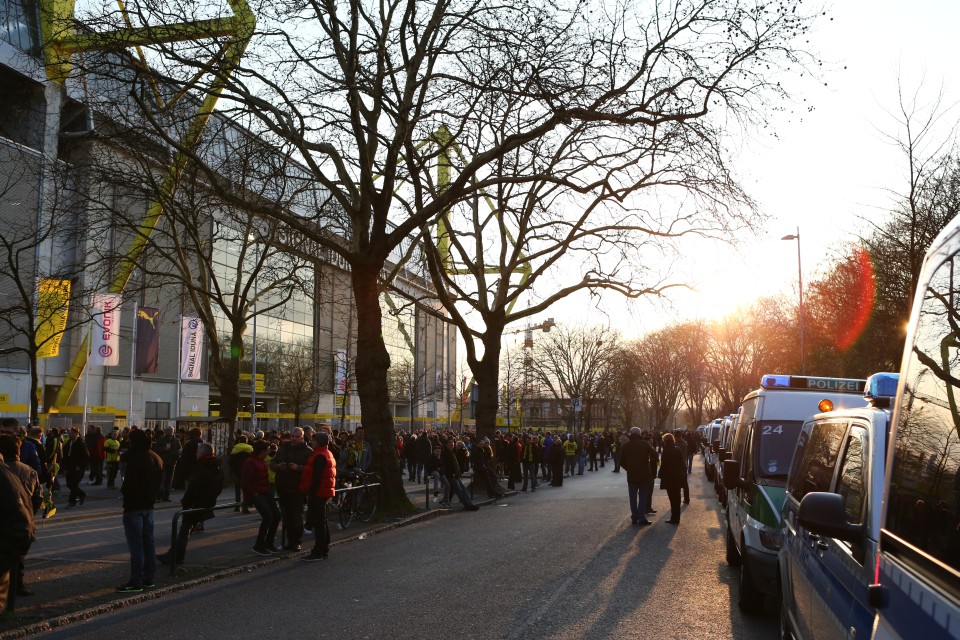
[
  {"left": 619, "top": 434, "right": 655, "bottom": 485},
  {"left": 121, "top": 431, "right": 163, "bottom": 511},
  {"left": 0, "top": 464, "right": 34, "bottom": 555},
  {"left": 658, "top": 444, "right": 686, "bottom": 491},
  {"left": 270, "top": 440, "right": 313, "bottom": 494},
  {"left": 62, "top": 437, "right": 89, "bottom": 475},
  {"left": 182, "top": 455, "right": 224, "bottom": 521}
]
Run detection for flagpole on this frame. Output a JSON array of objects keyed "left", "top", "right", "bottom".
[
  {"left": 176, "top": 315, "right": 183, "bottom": 419},
  {"left": 129, "top": 301, "right": 137, "bottom": 428},
  {"left": 82, "top": 323, "right": 91, "bottom": 436}
]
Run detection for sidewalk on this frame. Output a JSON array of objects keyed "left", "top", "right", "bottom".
[{"left": 0, "top": 474, "right": 486, "bottom": 638}]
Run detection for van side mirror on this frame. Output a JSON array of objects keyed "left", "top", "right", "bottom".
[
  {"left": 797, "top": 492, "right": 865, "bottom": 543},
  {"left": 722, "top": 460, "right": 742, "bottom": 490}
]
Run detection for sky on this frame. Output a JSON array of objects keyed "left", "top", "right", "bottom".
[{"left": 530, "top": 0, "right": 960, "bottom": 341}]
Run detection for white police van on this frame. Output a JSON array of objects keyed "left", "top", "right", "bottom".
[
  {"left": 777, "top": 372, "right": 899, "bottom": 640},
  {"left": 722, "top": 374, "right": 868, "bottom": 614},
  {"left": 704, "top": 418, "right": 722, "bottom": 480}
]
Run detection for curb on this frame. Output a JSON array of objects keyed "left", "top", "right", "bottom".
[{"left": 0, "top": 503, "right": 481, "bottom": 639}]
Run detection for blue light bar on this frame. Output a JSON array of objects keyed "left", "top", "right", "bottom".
[
  {"left": 762, "top": 375, "right": 791, "bottom": 388},
  {"left": 864, "top": 372, "right": 899, "bottom": 402}
]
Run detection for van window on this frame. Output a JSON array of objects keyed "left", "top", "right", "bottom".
[
  {"left": 836, "top": 429, "right": 867, "bottom": 526},
  {"left": 889, "top": 256, "right": 960, "bottom": 574},
  {"left": 786, "top": 420, "right": 846, "bottom": 502},
  {"left": 733, "top": 396, "right": 759, "bottom": 462},
  {"left": 757, "top": 420, "right": 803, "bottom": 478}
]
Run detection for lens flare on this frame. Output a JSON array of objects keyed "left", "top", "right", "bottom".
[{"left": 836, "top": 246, "right": 875, "bottom": 351}]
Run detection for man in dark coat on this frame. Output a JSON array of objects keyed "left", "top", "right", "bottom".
[
  {"left": 658, "top": 433, "right": 686, "bottom": 524},
  {"left": 158, "top": 442, "right": 223, "bottom": 565},
  {"left": 0, "top": 449, "right": 35, "bottom": 614},
  {"left": 0, "top": 435, "right": 40, "bottom": 600},
  {"left": 62, "top": 426, "right": 89, "bottom": 507},
  {"left": 117, "top": 429, "right": 163, "bottom": 592},
  {"left": 269, "top": 427, "right": 312, "bottom": 551},
  {"left": 152, "top": 425, "right": 182, "bottom": 501},
  {"left": 619, "top": 427, "right": 655, "bottom": 525},
  {"left": 172, "top": 428, "right": 203, "bottom": 491}
]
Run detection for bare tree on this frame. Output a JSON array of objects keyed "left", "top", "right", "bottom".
[
  {"left": 630, "top": 326, "right": 688, "bottom": 432},
  {"left": 675, "top": 320, "right": 717, "bottom": 427},
  {"left": 274, "top": 340, "right": 320, "bottom": 429},
  {"left": 528, "top": 324, "right": 620, "bottom": 431},
  {"left": 74, "top": 0, "right": 822, "bottom": 509}
]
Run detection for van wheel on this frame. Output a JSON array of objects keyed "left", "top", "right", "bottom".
[
  {"left": 725, "top": 522, "right": 741, "bottom": 566},
  {"left": 737, "top": 556, "right": 765, "bottom": 614}
]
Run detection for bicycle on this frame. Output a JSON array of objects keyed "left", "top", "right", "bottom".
[{"left": 336, "top": 470, "right": 381, "bottom": 529}]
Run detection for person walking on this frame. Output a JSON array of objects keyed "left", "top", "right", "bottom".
[
  {"left": 301, "top": 432, "right": 336, "bottom": 561},
  {"left": 242, "top": 440, "right": 280, "bottom": 555},
  {"left": 0, "top": 435, "right": 41, "bottom": 599},
  {"left": 62, "top": 427, "right": 88, "bottom": 508},
  {"left": 549, "top": 437, "right": 565, "bottom": 486},
  {"left": 520, "top": 433, "right": 540, "bottom": 492},
  {"left": 619, "top": 427, "right": 654, "bottom": 526},
  {"left": 658, "top": 433, "right": 686, "bottom": 524},
  {"left": 562, "top": 434, "right": 577, "bottom": 477},
  {"left": 229, "top": 434, "right": 254, "bottom": 512},
  {"left": 117, "top": 429, "right": 163, "bottom": 592},
  {"left": 0, "top": 448, "right": 35, "bottom": 614},
  {"left": 172, "top": 428, "right": 203, "bottom": 491},
  {"left": 270, "top": 427, "right": 312, "bottom": 551},
  {"left": 104, "top": 428, "right": 122, "bottom": 489},
  {"left": 440, "top": 438, "right": 479, "bottom": 510},
  {"left": 675, "top": 431, "right": 690, "bottom": 504},
  {"left": 152, "top": 425, "right": 181, "bottom": 501}
]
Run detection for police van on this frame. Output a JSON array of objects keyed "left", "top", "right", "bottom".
[
  {"left": 714, "top": 411, "right": 740, "bottom": 507},
  {"left": 703, "top": 418, "right": 723, "bottom": 480},
  {"left": 777, "top": 372, "right": 899, "bottom": 640},
  {"left": 869, "top": 220, "right": 960, "bottom": 639},
  {"left": 721, "top": 374, "right": 868, "bottom": 614}
]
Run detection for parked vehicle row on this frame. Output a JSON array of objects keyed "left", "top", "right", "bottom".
[{"left": 701, "top": 215, "right": 960, "bottom": 639}]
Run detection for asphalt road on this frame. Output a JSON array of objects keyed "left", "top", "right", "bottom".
[{"left": 38, "top": 463, "right": 778, "bottom": 639}]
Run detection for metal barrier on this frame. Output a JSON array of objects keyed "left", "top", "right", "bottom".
[
  {"left": 168, "top": 502, "right": 241, "bottom": 576},
  {"left": 168, "top": 481, "right": 380, "bottom": 576}
]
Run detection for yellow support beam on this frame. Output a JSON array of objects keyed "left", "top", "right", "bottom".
[{"left": 43, "top": 0, "right": 256, "bottom": 410}]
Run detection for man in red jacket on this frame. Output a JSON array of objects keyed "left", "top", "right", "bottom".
[{"left": 301, "top": 432, "right": 337, "bottom": 562}]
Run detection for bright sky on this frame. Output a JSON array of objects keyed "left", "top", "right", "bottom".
[{"left": 541, "top": 0, "right": 960, "bottom": 340}]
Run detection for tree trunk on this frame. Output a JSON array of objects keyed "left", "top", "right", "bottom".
[
  {"left": 351, "top": 262, "right": 413, "bottom": 517},
  {"left": 29, "top": 348, "right": 39, "bottom": 426},
  {"left": 472, "top": 332, "right": 502, "bottom": 439}
]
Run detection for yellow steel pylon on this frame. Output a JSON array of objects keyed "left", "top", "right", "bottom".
[{"left": 41, "top": 0, "right": 256, "bottom": 411}]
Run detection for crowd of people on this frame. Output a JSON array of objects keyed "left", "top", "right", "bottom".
[{"left": 0, "top": 416, "right": 702, "bottom": 615}]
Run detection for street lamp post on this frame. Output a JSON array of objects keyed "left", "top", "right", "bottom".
[
  {"left": 249, "top": 235, "right": 259, "bottom": 430},
  {"left": 781, "top": 229, "right": 804, "bottom": 374}
]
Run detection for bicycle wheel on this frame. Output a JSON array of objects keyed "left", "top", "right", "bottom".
[
  {"left": 339, "top": 490, "right": 356, "bottom": 529},
  {"left": 357, "top": 486, "right": 379, "bottom": 523}
]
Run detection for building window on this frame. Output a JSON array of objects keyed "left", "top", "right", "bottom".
[{"left": 145, "top": 401, "right": 170, "bottom": 420}]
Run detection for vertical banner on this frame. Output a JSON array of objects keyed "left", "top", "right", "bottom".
[
  {"left": 36, "top": 279, "right": 71, "bottom": 359},
  {"left": 90, "top": 293, "right": 121, "bottom": 366},
  {"left": 180, "top": 316, "right": 204, "bottom": 380},
  {"left": 136, "top": 307, "right": 160, "bottom": 374},
  {"left": 334, "top": 348, "right": 347, "bottom": 394}
]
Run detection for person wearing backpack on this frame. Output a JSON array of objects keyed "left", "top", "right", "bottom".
[{"left": 229, "top": 435, "right": 254, "bottom": 513}]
